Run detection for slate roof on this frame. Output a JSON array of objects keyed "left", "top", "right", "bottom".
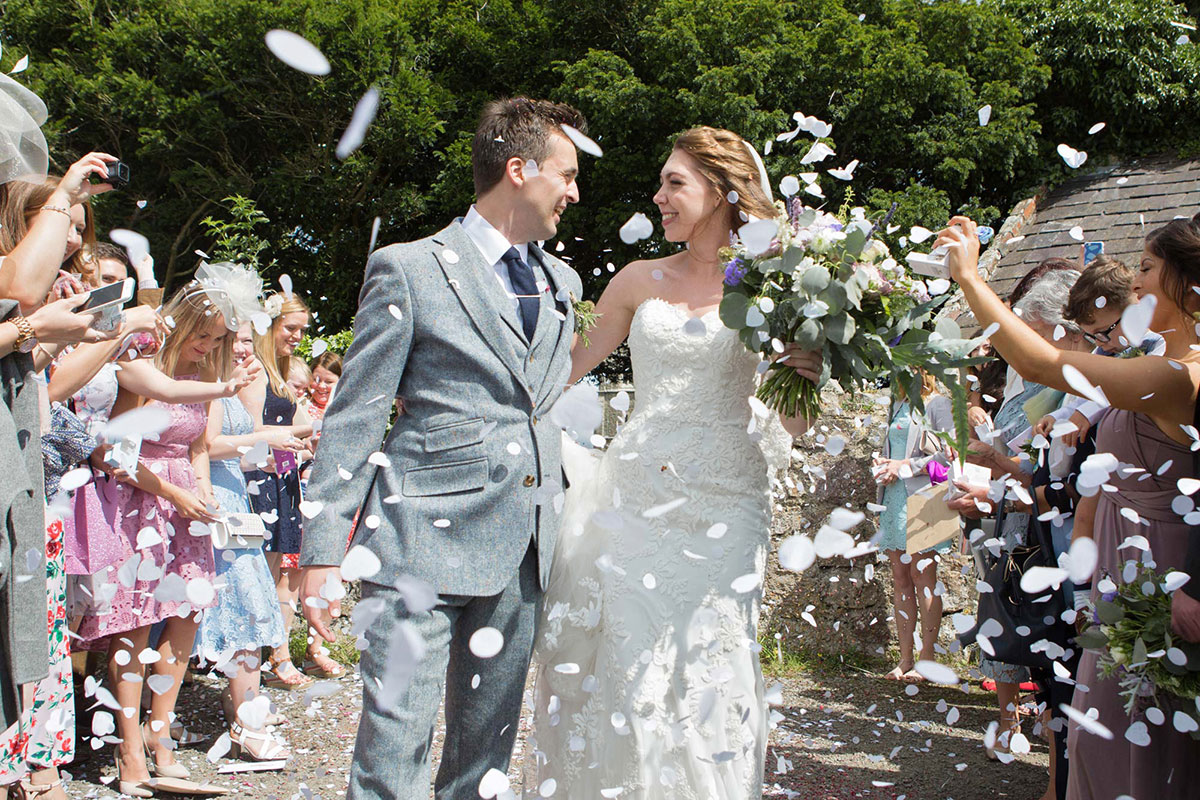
[{"left": 987, "top": 155, "right": 1200, "bottom": 301}]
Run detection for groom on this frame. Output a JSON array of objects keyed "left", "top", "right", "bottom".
[{"left": 298, "top": 97, "right": 586, "bottom": 798}]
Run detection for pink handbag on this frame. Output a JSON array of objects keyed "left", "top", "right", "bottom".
[{"left": 63, "top": 473, "right": 133, "bottom": 575}]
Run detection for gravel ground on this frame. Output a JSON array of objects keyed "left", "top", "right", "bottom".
[{"left": 62, "top": 664, "right": 1048, "bottom": 799}]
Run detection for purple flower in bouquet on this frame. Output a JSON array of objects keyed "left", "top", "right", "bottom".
[{"left": 724, "top": 258, "right": 747, "bottom": 287}]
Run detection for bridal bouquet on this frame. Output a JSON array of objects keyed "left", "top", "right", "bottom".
[
  {"left": 719, "top": 197, "right": 981, "bottom": 452},
  {"left": 1076, "top": 566, "right": 1200, "bottom": 736}
]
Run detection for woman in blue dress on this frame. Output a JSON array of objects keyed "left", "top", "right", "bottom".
[
  {"left": 199, "top": 323, "right": 294, "bottom": 760},
  {"left": 873, "top": 369, "right": 954, "bottom": 681}
]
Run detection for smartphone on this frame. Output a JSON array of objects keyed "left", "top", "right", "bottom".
[
  {"left": 272, "top": 449, "right": 298, "bottom": 474},
  {"left": 82, "top": 277, "right": 134, "bottom": 331},
  {"left": 81, "top": 277, "right": 134, "bottom": 313},
  {"left": 1083, "top": 241, "right": 1104, "bottom": 266}
]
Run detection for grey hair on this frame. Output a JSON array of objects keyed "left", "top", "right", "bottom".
[{"left": 1013, "top": 269, "right": 1082, "bottom": 334}]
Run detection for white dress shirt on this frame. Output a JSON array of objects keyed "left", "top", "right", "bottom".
[{"left": 461, "top": 205, "right": 528, "bottom": 311}]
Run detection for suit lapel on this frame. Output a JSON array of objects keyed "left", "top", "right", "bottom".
[
  {"left": 431, "top": 223, "right": 530, "bottom": 393},
  {"left": 528, "top": 244, "right": 575, "bottom": 409}
]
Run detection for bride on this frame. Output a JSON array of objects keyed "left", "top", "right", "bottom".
[{"left": 527, "top": 127, "right": 820, "bottom": 798}]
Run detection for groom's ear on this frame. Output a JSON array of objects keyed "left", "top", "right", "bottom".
[{"left": 504, "top": 156, "right": 527, "bottom": 189}]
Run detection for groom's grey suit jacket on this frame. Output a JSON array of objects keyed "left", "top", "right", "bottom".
[{"left": 301, "top": 220, "right": 582, "bottom": 596}]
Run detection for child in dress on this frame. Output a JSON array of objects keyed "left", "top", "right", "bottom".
[
  {"left": 197, "top": 322, "right": 294, "bottom": 762},
  {"left": 75, "top": 267, "right": 259, "bottom": 797}
]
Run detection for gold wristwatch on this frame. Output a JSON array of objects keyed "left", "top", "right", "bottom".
[{"left": 10, "top": 316, "right": 38, "bottom": 354}]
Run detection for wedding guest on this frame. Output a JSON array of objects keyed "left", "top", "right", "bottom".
[
  {"left": 958, "top": 269, "right": 1082, "bottom": 763},
  {"left": 285, "top": 357, "right": 310, "bottom": 401},
  {"left": 938, "top": 213, "right": 1200, "bottom": 800},
  {"left": 241, "top": 294, "right": 325, "bottom": 687},
  {"left": 197, "top": 321, "right": 291, "bottom": 762},
  {"left": 0, "top": 158, "right": 123, "bottom": 800},
  {"left": 873, "top": 369, "right": 954, "bottom": 682},
  {"left": 0, "top": 152, "right": 115, "bottom": 308},
  {"left": 74, "top": 277, "right": 248, "bottom": 797},
  {"left": 303, "top": 351, "right": 341, "bottom": 437}
]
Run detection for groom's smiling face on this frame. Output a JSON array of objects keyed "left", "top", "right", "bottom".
[{"left": 518, "top": 131, "right": 580, "bottom": 242}]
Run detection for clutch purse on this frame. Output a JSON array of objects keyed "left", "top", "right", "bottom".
[{"left": 211, "top": 512, "right": 267, "bottom": 549}]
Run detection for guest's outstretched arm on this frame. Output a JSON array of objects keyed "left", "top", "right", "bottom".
[{"left": 938, "top": 216, "right": 1199, "bottom": 430}]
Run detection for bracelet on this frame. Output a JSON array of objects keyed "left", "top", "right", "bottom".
[{"left": 40, "top": 205, "right": 71, "bottom": 219}]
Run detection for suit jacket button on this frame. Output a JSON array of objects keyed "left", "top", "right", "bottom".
[{"left": 523, "top": 475, "right": 536, "bottom": 487}]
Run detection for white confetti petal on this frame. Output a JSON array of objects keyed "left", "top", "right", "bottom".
[
  {"left": 265, "top": 29, "right": 331, "bottom": 76},
  {"left": 468, "top": 627, "right": 505, "bottom": 659},
  {"left": 978, "top": 105, "right": 992, "bottom": 126},
  {"left": 560, "top": 124, "right": 602, "bottom": 157},
  {"left": 341, "top": 544, "right": 381, "bottom": 581},
  {"left": 619, "top": 212, "right": 653, "bottom": 244},
  {"left": 1057, "top": 143, "right": 1088, "bottom": 169},
  {"left": 1120, "top": 293, "right": 1157, "bottom": 344},
  {"left": 335, "top": 86, "right": 381, "bottom": 160},
  {"left": 913, "top": 660, "right": 959, "bottom": 685}
]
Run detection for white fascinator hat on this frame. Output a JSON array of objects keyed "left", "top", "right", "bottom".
[{"left": 0, "top": 73, "right": 49, "bottom": 185}]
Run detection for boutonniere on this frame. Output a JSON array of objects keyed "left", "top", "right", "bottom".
[{"left": 570, "top": 291, "right": 600, "bottom": 347}]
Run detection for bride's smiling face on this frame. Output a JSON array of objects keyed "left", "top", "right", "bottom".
[{"left": 653, "top": 149, "right": 723, "bottom": 243}]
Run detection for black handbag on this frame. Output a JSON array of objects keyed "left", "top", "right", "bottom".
[{"left": 958, "top": 505, "right": 1074, "bottom": 670}]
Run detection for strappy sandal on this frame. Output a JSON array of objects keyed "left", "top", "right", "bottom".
[
  {"left": 229, "top": 722, "right": 291, "bottom": 762},
  {"left": 302, "top": 647, "right": 346, "bottom": 679},
  {"left": 14, "top": 776, "right": 67, "bottom": 800},
  {"left": 262, "top": 657, "right": 314, "bottom": 691}
]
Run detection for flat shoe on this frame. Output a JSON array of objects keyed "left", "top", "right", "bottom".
[{"left": 149, "top": 777, "right": 230, "bottom": 796}]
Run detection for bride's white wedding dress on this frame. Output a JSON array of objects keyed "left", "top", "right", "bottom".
[{"left": 527, "top": 297, "right": 790, "bottom": 799}]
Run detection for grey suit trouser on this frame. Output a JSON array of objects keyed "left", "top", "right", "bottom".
[{"left": 349, "top": 542, "right": 540, "bottom": 800}]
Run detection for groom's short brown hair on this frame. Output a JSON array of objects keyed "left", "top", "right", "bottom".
[{"left": 472, "top": 97, "right": 587, "bottom": 195}]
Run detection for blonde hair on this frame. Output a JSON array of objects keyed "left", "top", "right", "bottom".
[
  {"left": 254, "top": 294, "right": 310, "bottom": 402},
  {"left": 671, "top": 127, "right": 776, "bottom": 226},
  {"left": 0, "top": 177, "right": 98, "bottom": 285},
  {"left": 895, "top": 369, "right": 939, "bottom": 402},
  {"left": 288, "top": 356, "right": 312, "bottom": 384},
  {"left": 154, "top": 280, "right": 234, "bottom": 383}
]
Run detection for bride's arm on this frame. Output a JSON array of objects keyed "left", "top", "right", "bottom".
[{"left": 568, "top": 264, "right": 642, "bottom": 384}]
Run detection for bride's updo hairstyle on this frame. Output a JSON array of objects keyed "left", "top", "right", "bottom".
[
  {"left": 671, "top": 127, "right": 776, "bottom": 229},
  {"left": 1143, "top": 211, "right": 1200, "bottom": 324}
]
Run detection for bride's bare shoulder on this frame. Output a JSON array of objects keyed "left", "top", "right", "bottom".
[{"left": 606, "top": 253, "right": 684, "bottom": 297}]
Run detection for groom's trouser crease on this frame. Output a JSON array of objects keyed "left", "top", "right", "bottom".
[{"left": 349, "top": 542, "right": 539, "bottom": 800}]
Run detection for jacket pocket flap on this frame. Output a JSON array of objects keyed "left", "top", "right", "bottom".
[
  {"left": 424, "top": 417, "right": 486, "bottom": 453},
  {"left": 403, "top": 457, "right": 489, "bottom": 497}
]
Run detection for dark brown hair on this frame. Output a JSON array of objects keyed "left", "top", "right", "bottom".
[
  {"left": 1063, "top": 255, "right": 1134, "bottom": 324},
  {"left": 1144, "top": 212, "right": 1200, "bottom": 320},
  {"left": 471, "top": 97, "right": 587, "bottom": 195},
  {"left": 93, "top": 241, "right": 133, "bottom": 272},
  {"left": 309, "top": 350, "right": 343, "bottom": 378},
  {"left": 672, "top": 127, "right": 777, "bottom": 223}
]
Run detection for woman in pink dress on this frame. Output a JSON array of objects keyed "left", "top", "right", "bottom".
[
  {"left": 940, "top": 213, "right": 1200, "bottom": 800},
  {"left": 76, "top": 274, "right": 258, "bottom": 797}
]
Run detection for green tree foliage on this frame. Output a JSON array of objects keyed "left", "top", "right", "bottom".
[{"left": 1, "top": 0, "right": 1195, "bottom": 335}]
